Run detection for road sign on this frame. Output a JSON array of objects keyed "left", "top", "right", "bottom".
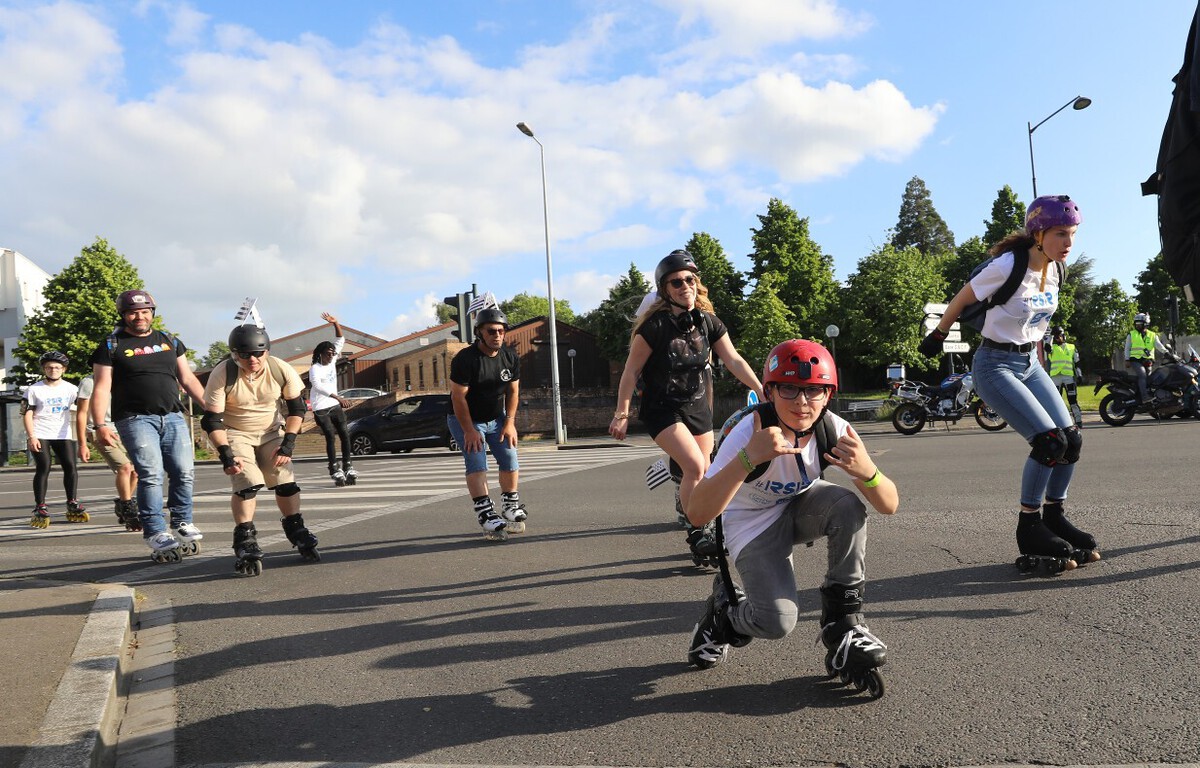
[
  {"left": 923, "top": 318, "right": 961, "bottom": 334},
  {"left": 923, "top": 302, "right": 949, "bottom": 314},
  {"left": 942, "top": 341, "right": 971, "bottom": 353}
]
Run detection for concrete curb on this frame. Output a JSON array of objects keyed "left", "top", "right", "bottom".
[{"left": 20, "top": 585, "right": 134, "bottom": 768}]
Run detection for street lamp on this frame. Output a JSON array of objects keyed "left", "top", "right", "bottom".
[
  {"left": 1027, "top": 96, "right": 1091, "bottom": 198},
  {"left": 516, "top": 121, "right": 566, "bottom": 445},
  {"left": 825, "top": 324, "right": 840, "bottom": 413},
  {"left": 567, "top": 348, "right": 576, "bottom": 389}
]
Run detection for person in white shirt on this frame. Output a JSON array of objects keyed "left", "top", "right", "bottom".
[
  {"left": 23, "top": 351, "right": 86, "bottom": 528},
  {"left": 309, "top": 312, "right": 356, "bottom": 485}
]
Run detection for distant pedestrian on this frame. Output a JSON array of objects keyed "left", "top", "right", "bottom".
[
  {"left": 76, "top": 374, "right": 139, "bottom": 530},
  {"left": 309, "top": 312, "right": 357, "bottom": 486},
  {"left": 1045, "top": 326, "right": 1083, "bottom": 427},
  {"left": 1124, "top": 312, "right": 1169, "bottom": 404},
  {"left": 24, "top": 351, "right": 86, "bottom": 528}
]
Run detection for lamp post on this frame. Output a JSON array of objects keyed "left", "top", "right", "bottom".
[
  {"left": 516, "top": 121, "right": 566, "bottom": 445},
  {"left": 567, "top": 348, "right": 576, "bottom": 389},
  {"left": 825, "top": 324, "right": 840, "bottom": 414},
  {"left": 1028, "top": 96, "right": 1091, "bottom": 198}
]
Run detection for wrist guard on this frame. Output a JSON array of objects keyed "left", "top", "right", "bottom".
[
  {"left": 278, "top": 432, "right": 297, "bottom": 457},
  {"left": 217, "top": 444, "right": 236, "bottom": 470}
]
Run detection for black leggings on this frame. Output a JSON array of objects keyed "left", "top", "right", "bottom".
[
  {"left": 313, "top": 406, "right": 352, "bottom": 470},
  {"left": 32, "top": 439, "right": 78, "bottom": 505}
]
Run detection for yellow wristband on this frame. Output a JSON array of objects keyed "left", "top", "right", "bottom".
[
  {"left": 863, "top": 469, "right": 883, "bottom": 488},
  {"left": 613, "top": 412, "right": 628, "bottom": 420},
  {"left": 737, "top": 448, "right": 755, "bottom": 473}
]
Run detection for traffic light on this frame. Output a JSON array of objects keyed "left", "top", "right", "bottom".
[
  {"left": 443, "top": 292, "right": 473, "bottom": 344},
  {"left": 1165, "top": 294, "right": 1181, "bottom": 331}
]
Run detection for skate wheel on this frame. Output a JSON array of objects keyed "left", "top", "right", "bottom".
[
  {"left": 300, "top": 547, "right": 321, "bottom": 562},
  {"left": 506, "top": 521, "right": 526, "bottom": 533},
  {"left": 823, "top": 651, "right": 838, "bottom": 679},
  {"left": 864, "top": 669, "right": 885, "bottom": 699},
  {"left": 839, "top": 669, "right": 853, "bottom": 686},
  {"left": 485, "top": 529, "right": 508, "bottom": 542}
]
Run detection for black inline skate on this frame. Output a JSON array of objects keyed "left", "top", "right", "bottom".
[
  {"left": 819, "top": 583, "right": 886, "bottom": 699},
  {"left": 281, "top": 513, "right": 320, "bottom": 562},
  {"left": 1042, "top": 501, "right": 1100, "bottom": 565},
  {"left": 330, "top": 468, "right": 347, "bottom": 487},
  {"left": 113, "top": 499, "right": 141, "bottom": 531},
  {"left": 233, "top": 521, "right": 263, "bottom": 576},
  {"left": 686, "top": 523, "right": 721, "bottom": 568},
  {"left": 343, "top": 465, "right": 358, "bottom": 486},
  {"left": 687, "top": 575, "right": 751, "bottom": 669},
  {"left": 1015, "top": 510, "right": 1077, "bottom": 576},
  {"left": 65, "top": 499, "right": 89, "bottom": 523},
  {"left": 29, "top": 503, "right": 50, "bottom": 529}
]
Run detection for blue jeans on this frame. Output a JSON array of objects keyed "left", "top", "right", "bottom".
[
  {"left": 115, "top": 413, "right": 195, "bottom": 537},
  {"left": 971, "top": 346, "right": 1075, "bottom": 508},
  {"left": 446, "top": 414, "right": 519, "bottom": 475}
]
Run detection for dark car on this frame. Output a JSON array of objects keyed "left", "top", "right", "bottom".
[{"left": 348, "top": 393, "right": 457, "bottom": 455}]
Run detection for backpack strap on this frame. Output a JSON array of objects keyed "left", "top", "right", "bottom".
[
  {"left": 743, "top": 403, "right": 837, "bottom": 482},
  {"left": 224, "top": 356, "right": 289, "bottom": 398},
  {"left": 987, "top": 247, "right": 1031, "bottom": 309}
]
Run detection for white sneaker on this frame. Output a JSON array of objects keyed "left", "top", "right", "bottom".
[
  {"left": 147, "top": 531, "right": 179, "bottom": 553},
  {"left": 173, "top": 522, "right": 204, "bottom": 542}
]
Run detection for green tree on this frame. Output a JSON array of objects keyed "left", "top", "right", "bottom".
[
  {"left": 842, "top": 244, "right": 948, "bottom": 374},
  {"left": 12, "top": 238, "right": 145, "bottom": 385},
  {"left": 1073, "top": 279, "right": 1135, "bottom": 374},
  {"left": 685, "top": 232, "right": 746, "bottom": 340},
  {"left": 576, "top": 264, "right": 651, "bottom": 364},
  {"left": 891, "top": 176, "right": 956, "bottom": 257},
  {"left": 199, "top": 341, "right": 231, "bottom": 370},
  {"left": 737, "top": 272, "right": 800, "bottom": 374},
  {"left": 499, "top": 292, "right": 575, "bottom": 326},
  {"left": 940, "top": 236, "right": 988, "bottom": 299},
  {"left": 746, "top": 198, "right": 839, "bottom": 341},
  {"left": 983, "top": 185, "right": 1026, "bottom": 249},
  {"left": 1133, "top": 253, "right": 1200, "bottom": 339}
]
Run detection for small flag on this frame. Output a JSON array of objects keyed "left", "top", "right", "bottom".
[
  {"left": 645, "top": 458, "right": 670, "bottom": 490},
  {"left": 466, "top": 291, "right": 497, "bottom": 315},
  {"left": 234, "top": 298, "right": 264, "bottom": 328}
]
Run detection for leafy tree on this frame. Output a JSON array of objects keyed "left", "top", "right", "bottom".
[
  {"left": 499, "top": 292, "right": 575, "bottom": 326},
  {"left": 12, "top": 238, "right": 146, "bottom": 385},
  {"left": 891, "top": 176, "right": 956, "bottom": 257},
  {"left": 940, "top": 236, "right": 988, "bottom": 299},
  {"left": 1073, "top": 279, "right": 1135, "bottom": 375},
  {"left": 1133, "top": 253, "right": 1200, "bottom": 339},
  {"left": 199, "top": 341, "right": 231, "bottom": 370},
  {"left": 746, "top": 198, "right": 839, "bottom": 341},
  {"left": 434, "top": 301, "right": 454, "bottom": 324},
  {"left": 983, "top": 185, "right": 1026, "bottom": 249},
  {"left": 842, "top": 244, "right": 947, "bottom": 374},
  {"left": 685, "top": 232, "right": 747, "bottom": 340},
  {"left": 737, "top": 271, "right": 800, "bottom": 374},
  {"left": 576, "top": 263, "right": 651, "bottom": 364}
]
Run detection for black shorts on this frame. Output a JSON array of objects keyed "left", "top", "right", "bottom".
[{"left": 639, "top": 402, "right": 712, "bottom": 439}]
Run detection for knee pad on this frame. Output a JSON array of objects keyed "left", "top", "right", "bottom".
[
  {"left": 274, "top": 482, "right": 302, "bottom": 497},
  {"left": 234, "top": 484, "right": 263, "bottom": 500},
  {"left": 1061, "top": 425, "right": 1082, "bottom": 464},
  {"left": 1029, "top": 428, "right": 1068, "bottom": 466}
]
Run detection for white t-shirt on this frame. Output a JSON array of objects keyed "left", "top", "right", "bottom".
[
  {"left": 308, "top": 335, "right": 345, "bottom": 411},
  {"left": 707, "top": 408, "right": 851, "bottom": 561},
  {"left": 75, "top": 375, "right": 112, "bottom": 428},
  {"left": 969, "top": 251, "right": 1061, "bottom": 345},
  {"left": 26, "top": 380, "right": 79, "bottom": 440}
]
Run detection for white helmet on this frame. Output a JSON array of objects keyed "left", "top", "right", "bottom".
[{"left": 1134, "top": 312, "right": 1150, "bottom": 327}]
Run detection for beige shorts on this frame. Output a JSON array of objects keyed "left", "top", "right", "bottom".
[
  {"left": 88, "top": 429, "right": 132, "bottom": 473},
  {"left": 227, "top": 428, "right": 295, "bottom": 493}
]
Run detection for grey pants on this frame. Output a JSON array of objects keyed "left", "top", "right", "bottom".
[{"left": 728, "top": 480, "right": 868, "bottom": 640}]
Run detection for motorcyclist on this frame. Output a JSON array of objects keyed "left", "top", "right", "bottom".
[
  {"left": 1124, "top": 312, "right": 1169, "bottom": 404},
  {"left": 1046, "top": 326, "right": 1083, "bottom": 427}
]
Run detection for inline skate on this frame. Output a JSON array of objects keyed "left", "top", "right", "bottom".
[
  {"left": 686, "top": 524, "right": 721, "bottom": 568},
  {"left": 113, "top": 499, "right": 140, "bottom": 531},
  {"left": 343, "top": 466, "right": 358, "bottom": 486},
  {"left": 65, "top": 499, "right": 89, "bottom": 523},
  {"left": 687, "top": 575, "right": 751, "bottom": 670},
  {"left": 147, "top": 531, "right": 183, "bottom": 564},
  {"left": 29, "top": 503, "right": 50, "bottom": 529},
  {"left": 281, "top": 513, "right": 320, "bottom": 562},
  {"left": 330, "top": 468, "right": 347, "bottom": 487},
  {"left": 500, "top": 492, "right": 527, "bottom": 533},
  {"left": 819, "top": 583, "right": 886, "bottom": 699},
  {"left": 1042, "top": 501, "right": 1100, "bottom": 565},
  {"left": 233, "top": 521, "right": 263, "bottom": 576},
  {"left": 171, "top": 522, "right": 204, "bottom": 556},
  {"left": 1015, "top": 511, "right": 1077, "bottom": 576}
]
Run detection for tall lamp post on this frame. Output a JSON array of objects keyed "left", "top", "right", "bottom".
[
  {"left": 1028, "top": 95, "right": 1091, "bottom": 198},
  {"left": 516, "top": 121, "right": 566, "bottom": 445},
  {"left": 825, "top": 324, "right": 840, "bottom": 414}
]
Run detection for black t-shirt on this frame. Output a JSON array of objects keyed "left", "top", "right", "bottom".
[
  {"left": 449, "top": 343, "right": 520, "bottom": 423},
  {"left": 636, "top": 309, "right": 726, "bottom": 412},
  {"left": 89, "top": 330, "right": 188, "bottom": 419}
]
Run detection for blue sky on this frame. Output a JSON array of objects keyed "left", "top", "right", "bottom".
[{"left": 1, "top": 0, "right": 1195, "bottom": 352}]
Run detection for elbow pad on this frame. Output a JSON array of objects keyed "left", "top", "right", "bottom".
[
  {"left": 285, "top": 396, "right": 307, "bottom": 418},
  {"left": 200, "top": 411, "right": 225, "bottom": 434}
]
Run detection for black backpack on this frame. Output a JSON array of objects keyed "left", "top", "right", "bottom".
[
  {"left": 957, "top": 248, "right": 1064, "bottom": 332},
  {"left": 715, "top": 401, "right": 838, "bottom": 481}
]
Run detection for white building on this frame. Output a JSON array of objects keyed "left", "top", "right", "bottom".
[{"left": 0, "top": 248, "right": 50, "bottom": 458}]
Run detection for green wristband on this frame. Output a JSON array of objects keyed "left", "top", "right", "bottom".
[
  {"left": 737, "top": 448, "right": 755, "bottom": 473},
  {"left": 863, "top": 469, "right": 883, "bottom": 488}
]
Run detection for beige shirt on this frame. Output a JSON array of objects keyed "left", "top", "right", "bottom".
[{"left": 203, "top": 357, "right": 304, "bottom": 434}]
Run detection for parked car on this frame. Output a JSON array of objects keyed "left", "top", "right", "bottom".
[
  {"left": 338, "top": 387, "right": 385, "bottom": 400},
  {"left": 348, "top": 393, "right": 457, "bottom": 454}
]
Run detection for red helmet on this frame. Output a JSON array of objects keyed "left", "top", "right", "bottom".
[{"left": 762, "top": 339, "right": 837, "bottom": 391}]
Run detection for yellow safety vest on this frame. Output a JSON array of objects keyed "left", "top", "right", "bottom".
[
  {"left": 1047, "top": 343, "right": 1076, "bottom": 378},
  {"left": 1130, "top": 330, "right": 1157, "bottom": 360}
]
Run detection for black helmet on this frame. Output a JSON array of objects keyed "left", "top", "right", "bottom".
[
  {"left": 39, "top": 350, "right": 68, "bottom": 367},
  {"left": 654, "top": 249, "right": 698, "bottom": 290},
  {"left": 474, "top": 308, "right": 508, "bottom": 330},
  {"left": 1051, "top": 325, "right": 1065, "bottom": 338},
  {"left": 116, "top": 289, "right": 156, "bottom": 315},
  {"left": 228, "top": 325, "right": 270, "bottom": 353}
]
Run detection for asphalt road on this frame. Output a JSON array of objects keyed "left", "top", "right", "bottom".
[{"left": 3, "top": 417, "right": 1200, "bottom": 767}]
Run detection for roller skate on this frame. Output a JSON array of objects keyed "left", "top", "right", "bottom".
[
  {"left": 474, "top": 496, "right": 507, "bottom": 541},
  {"left": 687, "top": 575, "right": 751, "bottom": 670},
  {"left": 818, "top": 583, "right": 886, "bottom": 699},
  {"left": 65, "top": 499, "right": 89, "bottom": 523},
  {"left": 233, "top": 522, "right": 263, "bottom": 576},
  {"left": 281, "top": 513, "right": 320, "bottom": 562},
  {"left": 114, "top": 499, "right": 140, "bottom": 531},
  {"left": 1042, "top": 501, "right": 1101, "bottom": 565},
  {"left": 1070, "top": 403, "right": 1083, "bottom": 429},
  {"left": 674, "top": 485, "right": 688, "bottom": 529},
  {"left": 29, "top": 503, "right": 50, "bottom": 529},
  {"left": 344, "top": 466, "right": 358, "bottom": 486},
  {"left": 147, "top": 531, "right": 183, "bottom": 564},
  {"left": 331, "top": 468, "right": 347, "bottom": 487},
  {"left": 500, "top": 492, "right": 527, "bottom": 533},
  {"left": 1015, "top": 511, "right": 1077, "bottom": 576},
  {"left": 686, "top": 523, "right": 721, "bottom": 568},
  {"left": 171, "top": 522, "right": 204, "bottom": 556}
]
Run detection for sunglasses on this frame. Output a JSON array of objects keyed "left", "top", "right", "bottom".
[
  {"left": 481, "top": 327, "right": 506, "bottom": 336},
  {"left": 667, "top": 276, "right": 697, "bottom": 289},
  {"left": 773, "top": 383, "right": 829, "bottom": 402},
  {"left": 235, "top": 350, "right": 266, "bottom": 359}
]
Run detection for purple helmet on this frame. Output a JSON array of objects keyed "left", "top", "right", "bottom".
[{"left": 1026, "top": 195, "right": 1082, "bottom": 233}]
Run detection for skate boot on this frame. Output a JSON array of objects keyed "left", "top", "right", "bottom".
[
  {"left": 1070, "top": 403, "right": 1083, "bottom": 428},
  {"left": 28, "top": 503, "right": 50, "bottom": 529},
  {"left": 685, "top": 523, "right": 721, "bottom": 568},
  {"left": 233, "top": 522, "right": 263, "bottom": 576},
  {"left": 331, "top": 468, "right": 347, "bottom": 487},
  {"left": 281, "top": 513, "right": 320, "bottom": 562},
  {"left": 474, "top": 496, "right": 507, "bottom": 542},
  {"left": 674, "top": 484, "right": 688, "bottom": 529},
  {"left": 171, "top": 522, "right": 204, "bottom": 556},
  {"left": 344, "top": 466, "right": 359, "bottom": 486},
  {"left": 687, "top": 575, "right": 752, "bottom": 669},
  {"left": 500, "top": 491, "right": 527, "bottom": 533},
  {"left": 147, "top": 531, "right": 183, "bottom": 564},
  {"left": 1042, "top": 501, "right": 1100, "bottom": 565},
  {"left": 1015, "top": 510, "right": 1077, "bottom": 575},
  {"left": 115, "top": 499, "right": 141, "bottom": 531},
  {"left": 65, "top": 499, "right": 89, "bottom": 523},
  {"left": 818, "top": 583, "right": 886, "bottom": 699}
]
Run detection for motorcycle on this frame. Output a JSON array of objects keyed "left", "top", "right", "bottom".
[
  {"left": 1093, "top": 346, "right": 1200, "bottom": 426},
  {"left": 888, "top": 371, "right": 1007, "bottom": 435}
]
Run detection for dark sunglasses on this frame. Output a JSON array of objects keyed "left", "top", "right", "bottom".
[
  {"left": 481, "top": 327, "right": 506, "bottom": 336},
  {"left": 667, "top": 276, "right": 697, "bottom": 289},
  {"left": 235, "top": 350, "right": 266, "bottom": 359},
  {"left": 773, "top": 383, "right": 829, "bottom": 402}
]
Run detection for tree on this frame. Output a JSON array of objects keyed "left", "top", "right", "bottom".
[
  {"left": 746, "top": 198, "right": 839, "bottom": 341},
  {"left": 737, "top": 271, "right": 800, "bottom": 372},
  {"left": 940, "top": 236, "right": 988, "bottom": 300},
  {"left": 982, "top": 185, "right": 1026, "bottom": 249},
  {"left": 199, "top": 342, "right": 231, "bottom": 370},
  {"left": 1073, "top": 279, "right": 1135, "bottom": 374},
  {"left": 685, "top": 232, "right": 747, "bottom": 341},
  {"left": 891, "top": 176, "right": 956, "bottom": 257},
  {"left": 1133, "top": 252, "right": 1200, "bottom": 339},
  {"left": 12, "top": 238, "right": 146, "bottom": 385},
  {"left": 499, "top": 292, "right": 575, "bottom": 326},
  {"left": 576, "top": 264, "right": 651, "bottom": 364}
]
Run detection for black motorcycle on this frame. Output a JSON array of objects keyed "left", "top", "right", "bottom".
[
  {"left": 1094, "top": 347, "right": 1200, "bottom": 426},
  {"left": 888, "top": 372, "right": 1007, "bottom": 435}
]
